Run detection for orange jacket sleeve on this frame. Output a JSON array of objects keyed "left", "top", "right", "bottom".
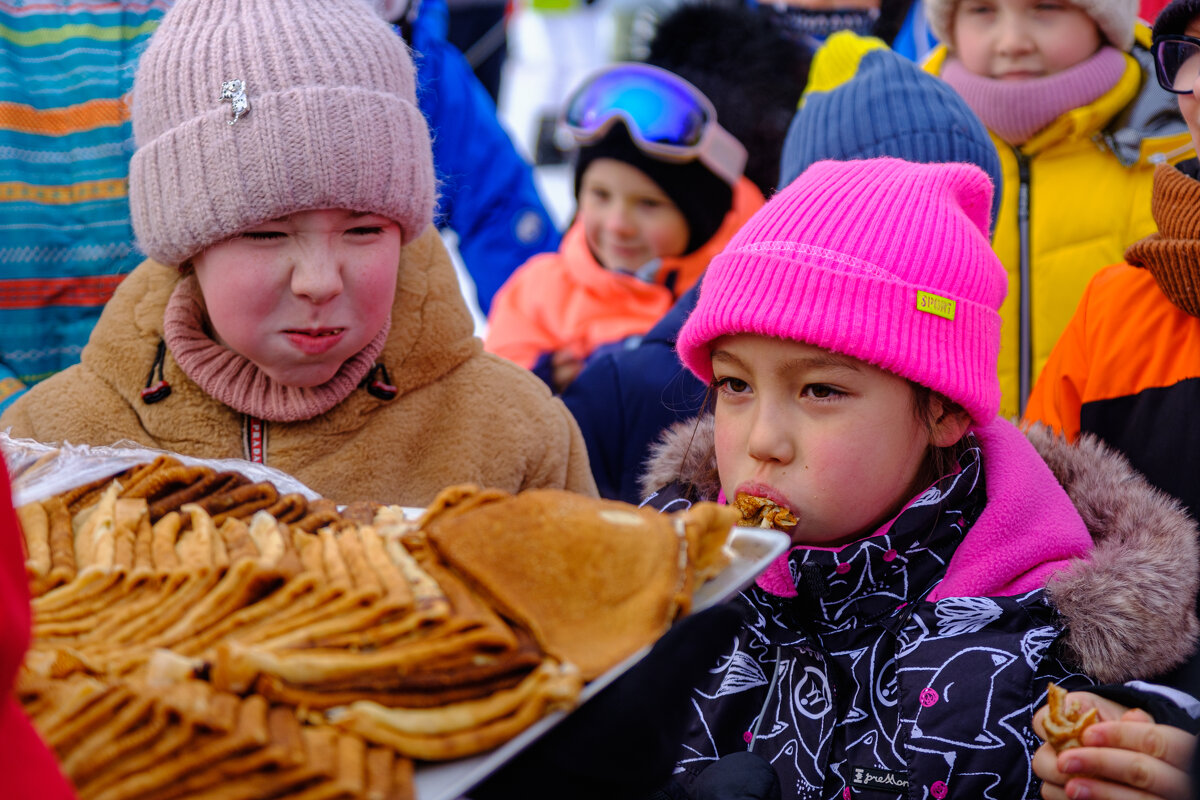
[{"left": 1023, "top": 273, "right": 1097, "bottom": 442}]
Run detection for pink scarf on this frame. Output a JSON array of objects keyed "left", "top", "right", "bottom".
[
  {"left": 162, "top": 274, "right": 389, "bottom": 423},
  {"left": 940, "top": 47, "right": 1127, "bottom": 145}
]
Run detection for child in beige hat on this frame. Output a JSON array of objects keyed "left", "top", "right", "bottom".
[
  {"left": 923, "top": 0, "right": 1193, "bottom": 420},
  {"left": 1, "top": 0, "right": 597, "bottom": 505}
]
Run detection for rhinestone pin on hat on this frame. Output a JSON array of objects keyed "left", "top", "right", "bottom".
[{"left": 219, "top": 79, "right": 249, "bottom": 124}]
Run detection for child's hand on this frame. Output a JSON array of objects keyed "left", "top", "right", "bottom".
[{"left": 1033, "top": 691, "right": 1196, "bottom": 800}]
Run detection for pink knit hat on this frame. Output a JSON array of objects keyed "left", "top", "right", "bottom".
[
  {"left": 677, "top": 158, "right": 1006, "bottom": 423},
  {"left": 129, "top": 0, "right": 435, "bottom": 266}
]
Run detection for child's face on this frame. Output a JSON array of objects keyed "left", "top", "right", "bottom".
[
  {"left": 578, "top": 158, "right": 690, "bottom": 274},
  {"left": 191, "top": 208, "right": 401, "bottom": 388},
  {"left": 711, "top": 335, "right": 962, "bottom": 547},
  {"left": 952, "top": 0, "right": 1102, "bottom": 79},
  {"left": 1178, "top": 20, "right": 1200, "bottom": 150}
]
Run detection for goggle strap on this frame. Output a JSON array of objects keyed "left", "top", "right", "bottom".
[{"left": 699, "top": 124, "right": 749, "bottom": 188}]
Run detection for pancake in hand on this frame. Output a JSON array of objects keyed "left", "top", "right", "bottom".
[{"left": 1044, "top": 681, "right": 1098, "bottom": 752}]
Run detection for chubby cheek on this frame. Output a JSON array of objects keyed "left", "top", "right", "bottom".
[
  {"left": 577, "top": 199, "right": 604, "bottom": 240},
  {"left": 582, "top": 212, "right": 627, "bottom": 264},
  {"left": 194, "top": 269, "right": 280, "bottom": 344},
  {"left": 353, "top": 262, "right": 399, "bottom": 327},
  {"left": 794, "top": 439, "right": 860, "bottom": 506},
  {"left": 357, "top": 292, "right": 396, "bottom": 336},
  {"left": 1181, "top": 96, "right": 1200, "bottom": 151},
  {"left": 798, "top": 436, "right": 907, "bottom": 537},
  {"left": 646, "top": 215, "right": 688, "bottom": 259},
  {"left": 713, "top": 415, "right": 743, "bottom": 501},
  {"left": 948, "top": 19, "right": 988, "bottom": 74}
]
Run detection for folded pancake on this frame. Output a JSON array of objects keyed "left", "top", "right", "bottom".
[
  {"left": 421, "top": 487, "right": 737, "bottom": 680},
  {"left": 147, "top": 471, "right": 244, "bottom": 522},
  {"left": 326, "top": 659, "right": 582, "bottom": 761},
  {"left": 1044, "top": 681, "right": 1099, "bottom": 752},
  {"left": 18, "top": 500, "right": 52, "bottom": 594}
]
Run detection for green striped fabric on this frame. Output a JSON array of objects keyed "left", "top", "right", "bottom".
[{"left": 0, "top": 1, "right": 168, "bottom": 402}]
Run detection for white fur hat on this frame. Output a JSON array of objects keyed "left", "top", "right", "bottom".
[{"left": 925, "top": 0, "right": 1138, "bottom": 52}]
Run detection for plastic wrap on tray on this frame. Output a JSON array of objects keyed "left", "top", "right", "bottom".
[{"left": 1, "top": 432, "right": 322, "bottom": 508}]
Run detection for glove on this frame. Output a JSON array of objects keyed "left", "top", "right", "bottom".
[
  {"left": 470, "top": 602, "right": 747, "bottom": 800},
  {"left": 691, "top": 751, "right": 782, "bottom": 800}
]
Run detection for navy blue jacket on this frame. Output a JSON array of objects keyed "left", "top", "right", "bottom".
[{"left": 561, "top": 284, "right": 706, "bottom": 504}]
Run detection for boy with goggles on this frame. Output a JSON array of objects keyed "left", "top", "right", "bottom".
[
  {"left": 484, "top": 63, "right": 763, "bottom": 393},
  {"left": 1027, "top": 0, "right": 1200, "bottom": 796}
]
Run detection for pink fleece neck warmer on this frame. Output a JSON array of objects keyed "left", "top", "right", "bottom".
[
  {"left": 940, "top": 47, "right": 1127, "bottom": 146},
  {"left": 755, "top": 417, "right": 1092, "bottom": 599},
  {"left": 162, "top": 274, "right": 389, "bottom": 423}
]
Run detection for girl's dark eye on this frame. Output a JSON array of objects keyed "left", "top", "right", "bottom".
[
  {"left": 805, "top": 384, "right": 840, "bottom": 399},
  {"left": 714, "top": 376, "right": 749, "bottom": 393},
  {"left": 241, "top": 230, "right": 285, "bottom": 240},
  {"left": 348, "top": 226, "right": 384, "bottom": 236}
]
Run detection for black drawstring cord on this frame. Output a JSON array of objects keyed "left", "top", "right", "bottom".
[
  {"left": 361, "top": 362, "right": 397, "bottom": 401},
  {"left": 140, "top": 340, "right": 172, "bottom": 404}
]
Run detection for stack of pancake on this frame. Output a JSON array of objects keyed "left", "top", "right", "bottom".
[
  {"left": 19, "top": 676, "right": 414, "bottom": 800},
  {"left": 16, "top": 459, "right": 738, "bottom": 800}
]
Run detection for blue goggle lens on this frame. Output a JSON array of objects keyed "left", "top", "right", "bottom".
[{"left": 564, "top": 68, "right": 710, "bottom": 148}]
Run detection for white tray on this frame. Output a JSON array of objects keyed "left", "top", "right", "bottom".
[{"left": 412, "top": 524, "right": 791, "bottom": 800}]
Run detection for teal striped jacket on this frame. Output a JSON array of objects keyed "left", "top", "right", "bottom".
[{"left": 0, "top": 1, "right": 168, "bottom": 409}]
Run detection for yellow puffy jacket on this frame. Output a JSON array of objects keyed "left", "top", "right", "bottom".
[{"left": 925, "top": 24, "right": 1193, "bottom": 419}]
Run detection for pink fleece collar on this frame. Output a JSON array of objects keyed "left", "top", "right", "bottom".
[
  {"left": 940, "top": 47, "right": 1126, "bottom": 146},
  {"left": 755, "top": 417, "right": 1092, "bottom": 599}
]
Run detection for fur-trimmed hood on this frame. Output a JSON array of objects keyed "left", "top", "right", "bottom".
[{"left": 640, "top": 414, "right": 1200, "bottom": 683}]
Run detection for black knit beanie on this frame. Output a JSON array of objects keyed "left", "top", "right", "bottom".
[
  {"left": 573, "top": 123, "right": 734, "bottom": 255},
  {"left": 644, "top": 3, "right": 811, "bottom": 196},
  {"left": 1154, "top": 0, "right": 1200, "bottom": 37}
]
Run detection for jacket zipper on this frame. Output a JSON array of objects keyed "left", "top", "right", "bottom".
[
  {"left": 243, "top": 416, "right": 266, "bottom": 464},
  {"left": 1014, "top": 147, "right": 1032, "bottom": 416},
  {"left": 748, "top": 646, "right": 785, "bottom": 753}
]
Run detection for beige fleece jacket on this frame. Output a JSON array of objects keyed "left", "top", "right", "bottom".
[{"left": 2, "top": 228, "right": 598, "bottom": 505}]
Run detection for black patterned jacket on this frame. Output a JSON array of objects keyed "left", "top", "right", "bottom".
[{"left": 641, "top": 420, "right": 1200, "bottom": 800}]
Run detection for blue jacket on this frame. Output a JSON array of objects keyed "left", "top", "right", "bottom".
[
  {"left": 409, "top": 0, "right": 561, "bottom": 315},
  {"left": 561, "top": 283, "right": 705, "bottom": 504}
]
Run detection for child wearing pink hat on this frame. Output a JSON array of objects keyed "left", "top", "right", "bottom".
[
  {"left": 639, "top": 157, "right": 1198, "bottom": 798},
  {"left": 0, "top": 0, "right": 597, "bottom": 506}
]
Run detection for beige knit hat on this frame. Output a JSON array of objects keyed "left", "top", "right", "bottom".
[
  {"left": 129, "top": 0, "right": 435, "bottom": 266},
  {"left": 925, "top": 0, "right": 1138, "bottom": 52}
]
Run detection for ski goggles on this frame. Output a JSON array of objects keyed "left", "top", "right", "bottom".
[
  {"left": 561, "top": 62, "right": 747, "bottom": 188},
  {"left": 1152, "top": 34, "right": 1200, "bottom": 94}
]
